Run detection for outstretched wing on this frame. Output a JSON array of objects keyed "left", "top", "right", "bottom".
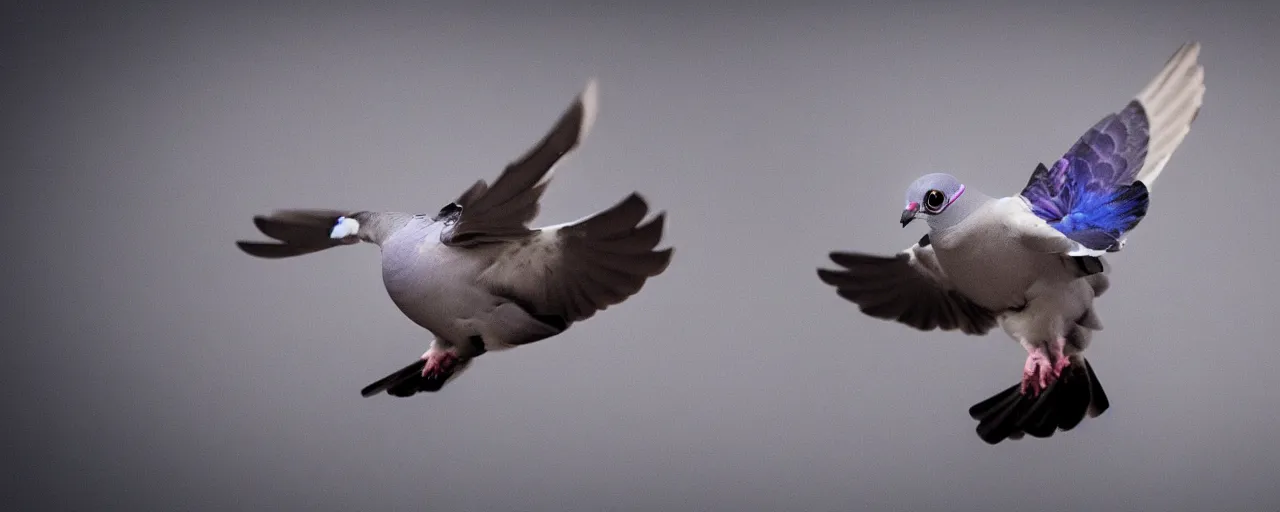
[
  {"left": 477, "top": 193, "right": 674, "bottom": 325},
  {"left": 816, "top": 243, "right": 999, "bottom": 335},
  {"left": 235, "top": 208, "right": 360, "bottom": 258},
  {"left": 439, "top": 79, "right": 600, "bottom": 247},
  {"left": 1020, "top": 42, "right": 1204, "bottom": 252}
]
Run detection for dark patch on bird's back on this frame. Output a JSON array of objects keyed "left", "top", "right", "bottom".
[
  {"left": 468, "top": 335, "right": 487, "bottom": 355},
  {"left": 1071, "top": 256, "right": 1105, "bottom": 276},
  {"left": 433, "top": 202, "right": 463, "bottom": 223},
  {"left": 918, "top": 233, "right": 931, "bottom": 247},
  {"left": 1074, "top": 311, "right": 1092, "bottom": 326}
]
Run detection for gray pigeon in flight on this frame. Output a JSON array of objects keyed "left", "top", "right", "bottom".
[
  {"left": 817, "top": 43, "right": 1205, "bottom": 444},
  {"left": 236, "top": 79, "right": 674, "bottom": 398}
]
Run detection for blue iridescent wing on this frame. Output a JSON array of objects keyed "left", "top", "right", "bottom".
[{"left": 1019, "top": 100, "right": 1152, "bottom": 252}]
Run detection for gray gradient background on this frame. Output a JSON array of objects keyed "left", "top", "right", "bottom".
[{"left": 5, "top": 1, "right": 1279, "bottom": 510}]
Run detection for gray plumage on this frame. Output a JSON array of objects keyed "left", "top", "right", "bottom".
[
  {"left": 237, "top": 79, "right": 674, "bottom": 397},
  {"left": 818, "top": 43, "right": 1205, "bottom": 444}
]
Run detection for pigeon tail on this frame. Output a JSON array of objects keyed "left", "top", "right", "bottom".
[
  {"left": 967, "top": 356, "right": 1110, "bottom": 444},
  {"left": 360, "top": 356, "right": 474, "bottom": 398}
]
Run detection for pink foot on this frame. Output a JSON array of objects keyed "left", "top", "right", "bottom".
[
  {"left": 1020, "top": 340, "right": 1073, "bottom": 396},
  {"left": 420, "top": 349, "right": 458, "bottom": 378},
  {"left": 1050, "top": 340, "right": 1071, "bottom": 378},
  {"left": 1021, "top": 349, "right": 1054, "bottom": 396}
]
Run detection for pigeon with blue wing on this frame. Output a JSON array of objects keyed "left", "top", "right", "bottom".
[
  {"left": 817, "top": 43, "right": 1205, "bottom": 444},
  {"left": 236, "top": 79, "right": 674, "bottom": 397}
]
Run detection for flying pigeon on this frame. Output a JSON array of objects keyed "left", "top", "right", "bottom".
[
  {"left": 817, "top": 43, "right": 1205, "bottom": 444},
  {"left": 236, "top": 79, "right": 674, "bottom": 398}
]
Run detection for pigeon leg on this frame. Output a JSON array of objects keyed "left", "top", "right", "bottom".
[
  {"left": 420, "top": 346, "right": 458, "bottom": 378},
  {"left": 1049, "top": 337, "right": 1071, "bottom": 378},
  {"left": 1019, "top": 341, "right": 1054, "bottom": 397}
]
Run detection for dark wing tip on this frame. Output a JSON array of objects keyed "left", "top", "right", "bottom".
[
  {"left": 827, "top": 250, "right": 903, "bottom": 268},
  {"left": 815, "top": 267, "right": 845, "bottom": 286},
  {"left": 235, "top": 240, "right": 266, "bottom": 255},
  {"left": 455, "top": 179, "right": 490, "bottom": 207},
  {"left": 826, "top": 251, "right": 852, "bottom": 266},
  {"left": 577, "top": 192, "right": 652, "bottom": 239},
  {"left": 236, "top": 239, "right": 337, "bottom": 259},
  {"left": 251, "top": 215, "right": 273, "bottom": 235},
  {"left": 647, "top": 247, "right": 676, "bottom": 276},
  {"left": 619, "top": 191, "right": 649, "bottom": 212},
  {"left": 236, "top": 240, "right": 295, "bottom": 259},
  {"left": 534, "top": 78, "right": 599, "bottom": 156},
  {"left": 644, "top": 210, "right": 667, "bottom": 229}
]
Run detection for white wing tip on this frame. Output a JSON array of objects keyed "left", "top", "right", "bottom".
[
  {"left": 579, "top": 77, "right": 600, "bottom": 142},
  {"left": 1136, "top": 41, "right": 1205, "bottom": 106},
  {"left": 1131, "top": 42, "right": 1205, "bottom": 187},
  {"left": 1139, "top": 154, "right": 1174, "bottom": 187},
  {"left": 330, "top": 216, "right": 360, "bottom": 238}
]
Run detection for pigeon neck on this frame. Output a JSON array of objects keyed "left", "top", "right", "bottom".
[
  {"left": 352, "top": 211, "right": 413, "bottom": 245},
  {"left": 926, "top": 188, "right": 989, "bottom": 232}
]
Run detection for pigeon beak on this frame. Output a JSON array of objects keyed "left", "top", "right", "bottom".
[{"left": 900, "top": 203, "right": 919, "bottom": 227}]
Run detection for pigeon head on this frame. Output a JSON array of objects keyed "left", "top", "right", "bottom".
[{"left": 900, "top": 173, "right": 967, "bottom": 229}]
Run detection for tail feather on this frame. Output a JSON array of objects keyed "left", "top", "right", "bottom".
[
  {"left": 968, "top": 357, "right": 1109, "bottom": 444},
  {"left": 236, "top": 208, "right": 359, "bottom": 259},
  {"left": 360, "top": 358, "right": 473, "bottom": 398},
  {"left": 1083, "top": 359, "right": 1110, "bottom": 417}
]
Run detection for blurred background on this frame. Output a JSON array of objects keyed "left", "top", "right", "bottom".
[{"left": 4, "top": 1, "right": 1278, "bottom": 510}]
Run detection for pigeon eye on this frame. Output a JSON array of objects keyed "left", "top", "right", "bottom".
[{"left": 924, "top": 189, "right": 946, "bottom": 211}]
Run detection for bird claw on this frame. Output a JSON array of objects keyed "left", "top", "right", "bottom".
[
  {"left": 1020, "top": 340, "right": 1071, "bottom": 396},
  {"left": 1020, "top": 350, "right": 1054, "bottom": 397},
  {"left": 1049, "top": 337, "right": 1071, "bottom": 379},
  {"left": 1051, "top": 355, "right": 1071, "bottom": 379},
  {"left": 420, "top": 350, "right": 457, "bottom": 378}
]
